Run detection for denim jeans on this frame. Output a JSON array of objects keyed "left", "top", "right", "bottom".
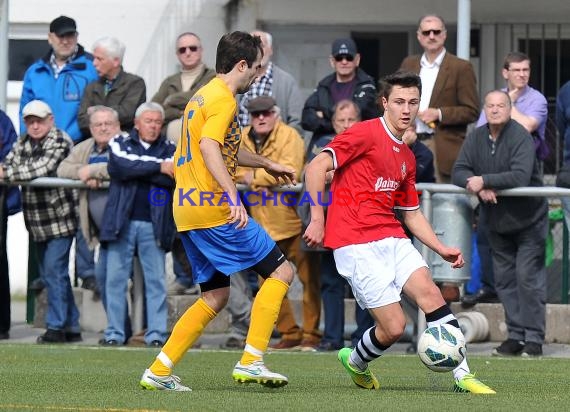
[
  {"left": 104, "top": 220, "right": 167, "bottom": 344},
  {"left": 36, "top": 236, "right": 80, "bottom": 332},
  {"left": 75, "top": 228, "right": 95, "bottom": 281},
  {"left": 476, "top": 207, "right": 496, "bottom": 293},
  {"left": 171, "top": 235, "right": 193, "bottom": 288}
]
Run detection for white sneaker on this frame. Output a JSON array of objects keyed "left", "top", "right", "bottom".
[
  {"left": 139, "top": 369, "right": 192, "bottom": 391},
  {"left": 232, "top": 361, "right": 288, "bottom": 388}
]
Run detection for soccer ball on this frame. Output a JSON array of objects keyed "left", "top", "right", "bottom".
[{"left": 417, "top": 324, "right": 466, "bottom": 372}]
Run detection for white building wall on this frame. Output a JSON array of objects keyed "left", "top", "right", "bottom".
[
  {"left": 6, "top": 0, "right": 230, "bottom": 293},
  {"left": 5, "top": 0, "right": 570, "bottom": 294}
]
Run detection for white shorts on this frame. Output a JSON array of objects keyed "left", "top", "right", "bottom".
[{"left": 333, "top": 237, "right": 428, "bottom": 309}]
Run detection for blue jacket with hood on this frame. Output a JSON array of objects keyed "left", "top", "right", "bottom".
[
  {"left": 99, "top": 129, "right": 177, "bottom": 251},
  {"left": 19, "top": 44, "right": 98, "bottom": 142}
]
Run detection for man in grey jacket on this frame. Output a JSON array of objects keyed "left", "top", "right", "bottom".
[
  {"left": 238, "top": 30, "right": 304, "bottom": 133},
  {"left": 77, "top": 37, "right": 146, "bottom": 136},
  {"left": 452, "top": 90, "right": 548, "bottom": 357}
]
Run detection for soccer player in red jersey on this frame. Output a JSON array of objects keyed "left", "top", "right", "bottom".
[{"left": 303, "top": 71, "right": 495, "bottom": 394}]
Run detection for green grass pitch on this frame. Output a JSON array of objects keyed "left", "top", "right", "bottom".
[{"left": 0, "top": 344, "right": 569, "bottom": 411}]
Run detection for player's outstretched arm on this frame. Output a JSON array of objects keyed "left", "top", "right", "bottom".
[
  {"left": 237, "top": 147, "right": 297, "bottom": 186},
  {"left": 401, "top": 208, "right": 464, "bottom": 268},
  {"left": 302, "top": 152, "right": 334, "bottom": 248}
]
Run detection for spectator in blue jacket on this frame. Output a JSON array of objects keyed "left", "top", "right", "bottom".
[
  {"left": 99, "top": 102, "right": 176, "bottom": 347},
  {"left": 19, "top": 16, "right": 98, "bottom": 142},
  {"left": 0, "top": 109, "right": 21, "bottom": 340}
]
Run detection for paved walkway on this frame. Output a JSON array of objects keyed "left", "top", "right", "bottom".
[{"left": 3, "top": 300, "right": 570, "bottom": 358}]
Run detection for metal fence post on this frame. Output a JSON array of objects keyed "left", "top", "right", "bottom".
[{"left": 26, "top": 239, "right": 40, "bottom": 323}]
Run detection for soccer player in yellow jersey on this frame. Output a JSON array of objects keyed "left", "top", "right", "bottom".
[{"left": 140, "top": 31, "right": 297, "bottom": 391}]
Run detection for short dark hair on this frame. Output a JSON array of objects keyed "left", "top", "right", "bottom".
[
  {"left": 503, "top": 51, "right": 531, "bottom": 70},
  {"left": 378, "top": 71, "right": 422, "bottom": 100},
  {"left": 215, "top": 31, "right": 263, "bottom": 74}
]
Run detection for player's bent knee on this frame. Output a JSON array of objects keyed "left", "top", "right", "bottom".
[
  {"left": 270, "top": 260, "right": 294, "bottom": 285},
  {"left": 387, "top": 322, "right": 406, "bottom": 342},
  {"left": 202, "top": 288, "right": 230, "bottom": 312},
  {"left": 377, "top": 321, "right": 406, "bottom": 344}
]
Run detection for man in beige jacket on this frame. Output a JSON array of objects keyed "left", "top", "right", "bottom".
[
  {"left": 57, "top": 105, "right": 123, "bottom": 308},
  {"left": 235, "top": 96, "right": 321, "bottom": 351}
]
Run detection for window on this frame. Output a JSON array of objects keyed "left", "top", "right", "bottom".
[{"left": 8, "top": 39, "right": 50, "bottom": 81}]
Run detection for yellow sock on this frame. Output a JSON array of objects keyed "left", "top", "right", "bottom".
[
  {"left": 150, "top": 298, "right": 216, "bottom": 376},
  {"left": 240, "top": 277, "right": 289, "bottom": 365}
]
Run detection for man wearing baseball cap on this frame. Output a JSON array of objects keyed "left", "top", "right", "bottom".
[
  {"left": 19, "top": 15, "right": 98, "bottom": 143},
  {"left": 301, "top": 37, "right": 379, "bottom": 152},
  {"left": 1, "top": 100, "right": 80, "bottom": 344}
]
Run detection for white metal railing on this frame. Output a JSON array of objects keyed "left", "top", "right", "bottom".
[{"left": 5, "top": 178, "right": 570, "bottom": 337}]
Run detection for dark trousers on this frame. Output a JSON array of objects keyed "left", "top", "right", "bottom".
[
  {"left": 320, "top": 252, "right": 374, "bottom": 347},
  {"left": 320, "top": 252, "right": 345, "bottom": 346},
  {"left": 488, "top": 214, "right": 548, "bottom": 344},
  {"left": 75, "top": 228, "right": 95, "bottom": 281},
  {"left": 0, "top": 188, "right": 10, "bottom": 334}
]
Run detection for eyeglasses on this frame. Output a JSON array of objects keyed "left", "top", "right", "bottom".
[
  {"left": 251, "top": 110, "right": 275, "bottom": 118},
  {"left": 178, "top": 45, "right": 199, "bottom": 54},
  {"left": 334, "top": 54, "right": 354, "bottom": 62},
  {"left": 420, "top": 29, "right": 443, "bottom": 36}
]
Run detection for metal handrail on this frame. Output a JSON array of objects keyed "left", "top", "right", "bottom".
[{"left": 4, "top": 178, "right": 570, "bottom": 197}]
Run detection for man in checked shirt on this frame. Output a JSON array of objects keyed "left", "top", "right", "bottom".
[{"left": 1, "top": 100, "right": 80, "bottom": 344}]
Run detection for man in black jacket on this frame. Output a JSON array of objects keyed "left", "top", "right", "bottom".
[
  {"left": 452, "top": 90, "right": 548, "bottom": 358},
  {"left": 301, "top": 38, "right": 378, "bottom": 151}
]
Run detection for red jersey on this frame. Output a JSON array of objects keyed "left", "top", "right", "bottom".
[{"left": 322, "top": 117, "right": 419, "bottom": 249}]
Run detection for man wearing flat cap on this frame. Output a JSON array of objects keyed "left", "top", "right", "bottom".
[
  {"left": 302, "top": 37, "right": 379, "bottom": 153},
  {"left": 1, "top": 100, "right": 81, "bottom": 344},
  {"left": 19, "top": 15, "right": 98, "bottom": 143},
  {"left": 233, "top": 96, "right": 322, "bottom": 351}
]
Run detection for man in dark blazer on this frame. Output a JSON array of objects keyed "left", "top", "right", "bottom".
[{"left": 400, "top": 14, "right": 479, "bottom": 183}]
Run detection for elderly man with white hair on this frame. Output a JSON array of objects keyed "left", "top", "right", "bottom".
[
  {"left": 77, "top": 36, "right": 146, "bottom": 136},
  {"left": 98, "top": 102, "right": 176, "bottom": 347}
]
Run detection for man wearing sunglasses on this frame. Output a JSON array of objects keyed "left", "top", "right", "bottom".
[
  {"left": 302, "top": 38, "right": 379, "bottom": 152},
  {"left": 400, "top": 14, "right": 479, "bottom": 184},
  {"left": 152, "top": 32, "right": 215, "bottom": 143}
]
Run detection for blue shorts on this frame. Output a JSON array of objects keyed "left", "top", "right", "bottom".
[{"left": 179, "top": 219, "right": 277, "bottom": 284}]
